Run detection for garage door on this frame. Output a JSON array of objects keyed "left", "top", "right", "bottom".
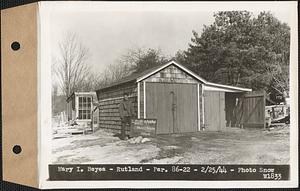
[
  {"left": 146, "top": 82, "right": 198, "bottom": 134},
  {"left": 204, "top": 91, "right": 225, "bottom": 131}
]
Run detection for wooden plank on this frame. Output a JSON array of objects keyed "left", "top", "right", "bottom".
[
  {"left": 263, "top": 91, "right": 266, "bottom": 129},
  {"left": 216, "top": 92, "right": 221, "bottom": 131},
  {"left": 241, "top": 91, "right": 266, "bottom": 128},
  {"left": 139, "top": 81, "right": 144, "bottom": 118},
  {"left": 146, "top": 82, "right": 198, "bottom": 134},
  {"left": 174, "top": 83, "right": 198, "bottom": 133},
  {"left": 137, "top": 82, "right": 140, "bottom": 118},
  {"left": 220, "top": 92, "right": 226, "bottom": 130},
  {"left": 197, "top": 84, "right": 200, "bottom": 131},
  {"left": 99, "top": 96, "right": 137, "bottom": 104},
  {"left": 146, "top": 83, "right": 173, "bottom": 134},
  {"left": 143, "top": 81, "right": 146, "bottom": 118},
  {"left": 99, "top": 117, "right": 120, "bottom": 121},
  {"left": 204, "top": 91, "right": 225, "bottom": 131},
  {"left": 99, "top": 103, "right": 137, "bottom": 109}
]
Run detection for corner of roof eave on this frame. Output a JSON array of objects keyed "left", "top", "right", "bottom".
[
  {"left": 136, "top": 61, "right": 173, "bottom": 83},
  {"left": 204, "top": 82, "right": 252, "bottom": 92}
]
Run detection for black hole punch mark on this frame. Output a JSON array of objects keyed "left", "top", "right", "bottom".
[
  {"left": 11, "top": 41, "right": 20, "bottom": 51},
  {"left": 12, "top": 145, "right": 22, "bottom": 154}
]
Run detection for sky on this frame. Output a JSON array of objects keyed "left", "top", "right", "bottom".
[{"left": 46, "top": 1, "right": 295, "bottom": 80}]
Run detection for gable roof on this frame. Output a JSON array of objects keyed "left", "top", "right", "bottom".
[
  {"left": 136, "top": 60, "right": 207, "bottom": 83},
  {"left": 97, "top": 60, "right": 252, "bottom": 92}
]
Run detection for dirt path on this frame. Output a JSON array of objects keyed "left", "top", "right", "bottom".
[{"left": 52, "top": 125, "right": 290, "bottom": 164}]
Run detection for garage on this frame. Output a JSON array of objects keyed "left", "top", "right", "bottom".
[
  {"left": 96, "top": 60, "right": 253, "bottom": 134},
  {"left": 146, "top": 82, "right": 198, "bottom": 134}
]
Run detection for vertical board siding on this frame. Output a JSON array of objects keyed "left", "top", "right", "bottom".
[
  {"left": 137, "top": 82, "right": 140, "bottom": 118},
  {"left": 242, "top": 91, "right": 265, "bottom": 128},
  {"left": 75, "top": 96, "right": 79, "bottom": 119},
  {"left": 140, "top": 82, "right": 144, "bottom": 118},
  {"left": 197, "top": 84, "right": 200, "bottom": 131},
  {"left": 204, "top": 91, "right": 226, "bottom": 131},
  {"left": 143, "top": 81, "right": 146, "bottom": 118},
  {"left": 199, "top": 84, "right": 204, "bottom": 128},
  {"left": 202, "top": 87, "right": 205, "bottom": 126},
  {"left": 174, "top": 83, "right": 198, "bottom": 133},
  {"left": 146, "top": 83, "right": 174, "bottom": 134},
  {"left": 220, "top": 92, "right": 226, "bottom": 130},
  {"left": 197, "top": 84, "right": 204, "bottom": 130},
  {"left": 146, "top": 82, "right": 198, "bottom": 134}
]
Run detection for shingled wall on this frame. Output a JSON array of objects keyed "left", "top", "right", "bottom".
[{"left": 96, "top": 82, "right": 137, "bottom": 131}]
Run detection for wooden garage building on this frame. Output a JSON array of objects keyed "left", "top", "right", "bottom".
[{"left": 96, "top": 60, "right": 266, "bottom": 134}]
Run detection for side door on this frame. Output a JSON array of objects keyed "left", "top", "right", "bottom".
[
  {"left": 236, "top": 91, "right": 266, "bottom": 128},
  {"left": 204, "top": 91, "right": 225, "bottom": 131},
  {"left": 173, "top": 83, "right": 198, "bottom": 133}
]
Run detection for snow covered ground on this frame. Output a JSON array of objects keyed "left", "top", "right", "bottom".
[{"left": 52, "top": 125, "right": 290, "bottom": 164}]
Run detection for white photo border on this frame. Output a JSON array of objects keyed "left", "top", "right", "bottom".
[{"left": 38, "top": 1, "right": 298, "bottom": 189}]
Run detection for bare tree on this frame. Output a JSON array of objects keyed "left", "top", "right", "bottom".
[
  {"left": 94, "top": 47, "right": 169, "bottom": 89},
  {"left": 118, "top": 47, "right": 168, "bottom": 73},
  {"left": 78, "top": 72, "right": 103, "bottom": 91},
  {"left": 105, "top": 62, "right": 133, "bottom": 82},
  {"left": 93, "top": 49, "right": 140, "bottom": 88},
  {"left": 54, "top": 33, "right": 90, "bottom": 98},
  {"left": 118, "top": 47, "right": 145, "bottom": 68}
]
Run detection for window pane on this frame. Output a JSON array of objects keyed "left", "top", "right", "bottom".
[
  {"left": 79, "top": 110, "right": 82, "bottom": 119},
  {"left": 77, "top": 96, "right": 93, "bottom": 119},
  {"left": 79, "top": 97, "right": 83, "bottom": 108}
]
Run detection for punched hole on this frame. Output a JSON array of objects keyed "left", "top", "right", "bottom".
[
  {"left": 12, "top": 145, "right": 22, "bottom": 154},
  {"left": 11, "top": 41, "right": 20, "bottom": 51}
]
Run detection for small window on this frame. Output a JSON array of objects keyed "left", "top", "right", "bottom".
[{"left": 78, "top": 96, "right": 92, "bottom": 120}]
